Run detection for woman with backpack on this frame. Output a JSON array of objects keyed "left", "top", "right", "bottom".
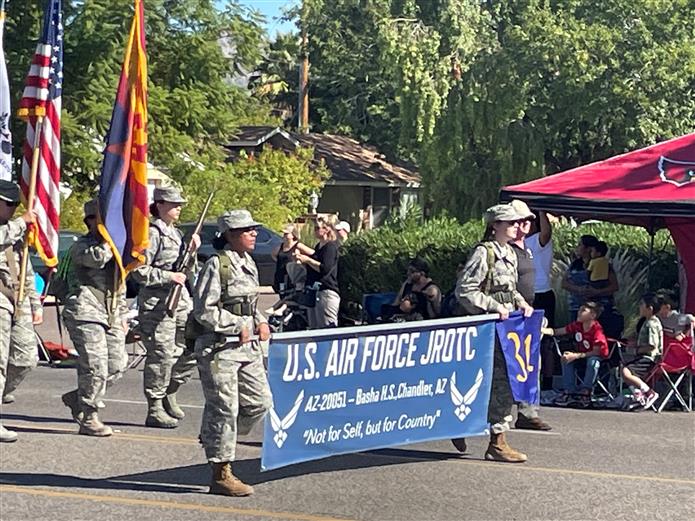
[
  {"left": 130, "top": 186, "right": 200, "bottom": 429},
  {"left": 451, "top": 203, "right": 534, "bottom": 463}
]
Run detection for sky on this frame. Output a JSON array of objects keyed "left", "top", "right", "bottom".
[{"left": 230, "top": 0, "right": 298, "bottom": 36}]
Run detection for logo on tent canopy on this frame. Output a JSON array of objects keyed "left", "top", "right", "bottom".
[{"left": 658, "top": 157, "right": 695, "bottom": 187}]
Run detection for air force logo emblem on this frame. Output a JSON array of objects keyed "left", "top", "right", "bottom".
[
  {"left": 658, "top": 156, "right": 695, "bottom": 187},
  {"left": 269, "top": 390, "right": 304, "bottom": 448},
  {"left": 450, "top": 369, "right": 484, "bottom": 421}
]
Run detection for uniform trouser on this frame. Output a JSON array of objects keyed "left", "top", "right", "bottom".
[
  {"left": 197, "top": 339, "right": 272, "bottom": 463},
  {"left": 139, "top": 303, "right": 197, "bottom": 400},
  {"left": 488, "top": 338, "right": 514, "bottom": 434},
  {"left": 0, "top": 308, "right": 12, "bottom": 399},
  {"left": 308, "top": 289, "right": 340, "bottom": 329},
  {"left": 4, "top": 300, "right": 39, "bottom": 397},
  {"left": 64, "top": 316, "right": 127, "bottom": 414}
]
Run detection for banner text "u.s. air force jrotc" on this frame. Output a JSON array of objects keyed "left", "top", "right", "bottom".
[{"left": 261, "top": 316, "right": 497, "bottom": 471}]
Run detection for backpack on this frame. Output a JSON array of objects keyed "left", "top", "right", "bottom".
[{"left": 49, "top": 247, "right": 76, "bottom": 303}]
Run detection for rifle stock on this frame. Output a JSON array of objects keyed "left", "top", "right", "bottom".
[{"left": 165, "top": 192, "right": 214, "bottom": 316}]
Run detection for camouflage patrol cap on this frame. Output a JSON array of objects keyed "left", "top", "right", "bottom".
[
  {"left": 0, "top": 180, "right": 21, "bottom": 204},
  {"left": 83, "top": 199, "right": 98, "bottom": 218},
  {"left": 483, "top": 203, "right": 527, "bottom": 224},
  {"left": 510, "top": 199, "right": 535, "bottom": 220},
  {"left": 153, "top": 185, "right": 186, "bottom": 204},
  {"left": 218, "top": 209, "right": 260, "bottom": 233}
]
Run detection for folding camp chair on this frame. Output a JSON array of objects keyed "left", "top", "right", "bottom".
[
  {"left": 646, "top": 334, "right": 694, "bottom": 413},
  {"left": 553, "top": 337, "right": 619, "bottom": 402},
  {"left": 361, "top": 292, "right": 398, "bottom": 325}
]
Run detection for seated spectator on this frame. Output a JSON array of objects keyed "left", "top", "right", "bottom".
[
  {"left": 541, "top": 301, "right": 608, "bottom": 406},
  {"left": 587, "top": 241, "right": 609, "bottom": 289},
  {"left": 382, "top": 258, "right": 442, "bottom": 322},
  {"left": 621, "top": 293, "right": 663, "bottom": 409},
  {"left": 656, "top": 294, "right": 694, "bottom": 341}
]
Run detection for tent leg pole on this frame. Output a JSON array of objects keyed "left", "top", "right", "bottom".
[{"left": 647, "top": 225, "right": 655, "bottom": 291}]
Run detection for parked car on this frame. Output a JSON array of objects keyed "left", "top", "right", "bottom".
[
  {"left": 30, "top": 230, "right": 81, "bottom": 283},
  {"left": 179, "top": 222, "right": 282, "bottom": 287}
]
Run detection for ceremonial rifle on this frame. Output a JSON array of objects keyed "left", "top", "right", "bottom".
[{"left": 165, "top": 192, "right": 214, "bottom": 317}]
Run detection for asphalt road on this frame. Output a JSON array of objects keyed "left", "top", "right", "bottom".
[{"left": 1, "top": 304, "right": 694, "bottom": 521}]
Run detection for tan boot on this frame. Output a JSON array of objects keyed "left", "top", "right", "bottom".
[
  {"left": 209, "top": 462, "right": 254, "bottom": 497},
  {"left": 484, "top": 432, "right": 527, "bottom": 463},
  {"left": 79, "top": 412, "right": 113, "bottom": 437}
]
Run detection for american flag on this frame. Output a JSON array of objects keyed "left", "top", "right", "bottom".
[{"left": 18, "top": 0, "right": 62, "bottom": 268}]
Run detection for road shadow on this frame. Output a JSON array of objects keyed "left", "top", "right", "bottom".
[
  {"left": 0, "top": 447, "right": 465, "bottom": 494},
  {"left": 1, "top": 413, "right": 145, "bottom": 429}
]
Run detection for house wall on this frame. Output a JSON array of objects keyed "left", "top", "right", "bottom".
[{"left": 317, "top": 185, "right": 363, "bottom": 229}]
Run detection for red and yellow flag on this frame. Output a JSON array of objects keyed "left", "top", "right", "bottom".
[{"left": 97, "top": 0, "right": 149, "bottom": 280}]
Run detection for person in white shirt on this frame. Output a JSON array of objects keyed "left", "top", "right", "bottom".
[{"left": 525, "top": 210, "right": 556, "bottom": 390}]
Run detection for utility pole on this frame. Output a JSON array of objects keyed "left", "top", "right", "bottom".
[{"left": 297, "top": 0, "right": 309, "bottom": 134}]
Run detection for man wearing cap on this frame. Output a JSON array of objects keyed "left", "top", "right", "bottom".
[
  {"left": 0, "top": 180, "right": 37, "bottom": 442},
  {"left": 335, "top": 220, "right": 351, "bottom": 243},
  {"left": 60, "top": 199, "right": 128, "bottom": 437},
  {"left": 192, "top": 209, "right": 272, "bottom": 496},
  {"left": 131, "top": 186, "right": 200, "bottom": 428},
  {"left": 453, "top": 202, "right": 534, "bottom": 462},
  {"left": 509, "top": 199, "right": 552, "bottom": 431}
]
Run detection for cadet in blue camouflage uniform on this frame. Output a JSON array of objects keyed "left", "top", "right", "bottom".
[
  {"left": 130, "top": 186, "right": 200, "bottom": 429},
  {"left": 61, "top": 199, "right": 127, "bottom": 437},
  {"left": 0, "top": 180, "right": 37, "bottom": 443},
  {"left": 193, "top": 209, "right": 272, "bottom": 497}
]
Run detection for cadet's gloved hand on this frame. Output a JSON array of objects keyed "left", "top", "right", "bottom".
[
  {"left": 497, "top": 306, "right": 510, "bottom": 321},
  {"left": 520, "top": 303, "right": 534, "bottom": 318},
  {"left": 256, "top": 322, "right": 270, "bottom": 342}
]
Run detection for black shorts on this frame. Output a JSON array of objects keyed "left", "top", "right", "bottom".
[{"left": 625, "top": 356, "right": 656, "bottom": 379}]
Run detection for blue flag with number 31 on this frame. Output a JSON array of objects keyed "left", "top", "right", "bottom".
[{"left": 496, "top": 311, "right": 544, "bottom": 404}]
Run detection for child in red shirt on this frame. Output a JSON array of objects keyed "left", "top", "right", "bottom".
[{"left": 542, "top": 302, "right": 608, "bottom": 406}]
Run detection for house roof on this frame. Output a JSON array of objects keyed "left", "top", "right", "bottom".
[{"left": 225, "top": 126, "right": 420, "bottom": 187}]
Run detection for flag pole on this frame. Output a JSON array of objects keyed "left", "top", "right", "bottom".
[{"left": 17, "top": 115, "right": 44, "bottom": 311}]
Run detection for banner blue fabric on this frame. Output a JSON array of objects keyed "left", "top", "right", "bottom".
[
  {"left": 261, "top": 317, "right": 497, "bottom": 471},
  {"left": 495, "top": 311, "right": 544, "bottom": 404}
]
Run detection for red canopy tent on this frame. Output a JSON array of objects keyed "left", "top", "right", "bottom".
[{"left": 501, "top": 132, "right": 695, "bottom": 313}]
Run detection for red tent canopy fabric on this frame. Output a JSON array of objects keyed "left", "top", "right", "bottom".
[{"left": 501, "top": 132, "right": 695, "bottom": 312}]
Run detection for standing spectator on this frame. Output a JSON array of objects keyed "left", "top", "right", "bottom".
[
  {"left": 542, "top": 302, "right": 608, "bottom": 407},
  {"left": 295, "top": 217, "right": 340, "bottom": 329},
  {"left": 622, "top": 293, "right": 663, "bottom": 409},
  {"left": 524, "top": 209, "right": 556, "bottom": 390},
  {"left": 271, "top": 225, "right": 312, "bottom": 294},
  {"left": 452, "top": 203, "right": 534, "bottom": 463},
  {"left": 509, "top": 200, "right": 551, "bottom": 430},
  {"left": 335, "top": 221, "right": 351, "bottom": 243}
]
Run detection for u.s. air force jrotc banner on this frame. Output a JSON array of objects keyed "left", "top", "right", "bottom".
[
  {"left": 495, "top": 310, "right": 544, "bottom": 405},
  {"left": 261, "top": 315, "right": 497, "bottom": 471}
]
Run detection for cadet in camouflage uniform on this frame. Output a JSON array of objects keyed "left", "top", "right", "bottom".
[
  {"left": 193, "top": 209, "right": 272, "bottom": 497},
  {"left": 130, "top": 186, "right": 200, "bottom": 428},
  {"left": 60, "top": 199, "right": 127, "bottom": 437},
  {"left": 2, "top": 243, "right": 43, "bottom": 406},
  {"left": 453, "top": 203, "right": 535, "bottom": 463},
  {"left": 0, "top": 180, "right": 37, "bottom": 443}
]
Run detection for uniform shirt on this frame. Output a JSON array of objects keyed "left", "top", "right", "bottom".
[
  {"left": 61, "top": 233, "right": 126, "bottom": 327},
  {"left": 456, "top": 241, "right": 528, "bottom": 314},
  {"left": 510, "top": 242, "right": 535, "bottom": 304},
  {"left": 637, "top": 316, "right": 663, "bottom": 360},
  {"left": 131, "top": 218, "right": 186, "bottom": 288},
  {"left": 565, "top": 320, "right": 609, "bottom": 358},
  {"left": 193, "top": 248, "right": 266, "bottom": 336},
  {"left": 0, "top": 218, "right": 39, "bottom": 314}
]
